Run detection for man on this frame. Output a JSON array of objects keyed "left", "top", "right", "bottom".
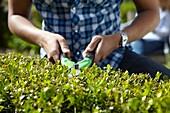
[{"left": 8, "top": 0, "right": 170, "bottom": 78}]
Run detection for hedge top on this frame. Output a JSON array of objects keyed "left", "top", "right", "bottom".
[{"left": 0, "top": 53, "right": 170, "bottom": 113}]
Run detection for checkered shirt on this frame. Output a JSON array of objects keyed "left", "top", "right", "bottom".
[{"left": 33, "top": 0, "right": 125, "bottom": 69}]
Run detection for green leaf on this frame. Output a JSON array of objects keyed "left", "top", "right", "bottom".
[
  {"left": 27, "top": 61, "right": 34, "bottom": 71},
  {"left": 63, "top": 83, "right": 71, "bottom": 90},
  {"left": 154, "top": 72, "right": 161, "bottom": 81},
  {"left": 52, "top": 93, "right": 64, "bottom": 106},
  {"left": 128, "top": 98, "right": 140, "bottom": 111},
  {"left": 68, "top": 96, "right": 75, "bottom": 106},
  {"left": 0, "top": 106, "right": 4, "bottom": 111},
  {"left": 142, "top": 86, "right": 150, "bottom": 96},
  {"left": 44, "top": 86, "right": 55, "bottom": 100},
  {"left": 71, "top": 68, "right": 76, "bottom": 75},
  {"left": 82, "top": 109, "right": 91, "bottom": 113}
]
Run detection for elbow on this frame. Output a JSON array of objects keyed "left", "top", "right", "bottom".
[
  {"left": 8, "top": 14, "right": 15, "bottom": 34},
  {"left": 8, "top": 18, "right": 13, "bottom": 34},
  {"left": 8, "top": 14, "right": 21, "bottom": 35}
]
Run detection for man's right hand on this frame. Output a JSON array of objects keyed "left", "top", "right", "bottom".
[
  {"left": 40, "top": 31, "right": 71, "bottom": 63},
  {"left": 8, "top": 0, "right": 70, "bottom": 64}
]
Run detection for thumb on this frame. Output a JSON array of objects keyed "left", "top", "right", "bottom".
[{"left": 83, "top": 36, "right": 101, "bottom": 57}]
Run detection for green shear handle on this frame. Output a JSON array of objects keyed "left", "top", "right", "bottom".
[
  {"left": 76, "top": 52, "right": 94, "bottom": 69},
  {"left": 60, "top": 52, "right": 95, "bottom": 70}
]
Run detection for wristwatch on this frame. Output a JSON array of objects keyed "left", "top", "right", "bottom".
[{"left": 119, "top": 31, "right": 128, "bottom": 47}]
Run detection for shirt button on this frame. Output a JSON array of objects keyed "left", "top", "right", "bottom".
[
  {"left": 72, "top": 7, "right": 76, "bottom": 13},
  {"left": 75, "top": 29, "right": 78, "bottom": 33},
  {"left": 72, "top": 7, "right": 76, "bottom": 10},
  {"left": 73, "top": 25, "right": 79, "bottom": 33},
  {"left": 76, "top": 51, "right": 80, "bottom": 55}
]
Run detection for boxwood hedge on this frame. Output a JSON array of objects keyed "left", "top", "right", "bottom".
[{"left": 0, "top": 53, "right": 170, "bottom": 113}]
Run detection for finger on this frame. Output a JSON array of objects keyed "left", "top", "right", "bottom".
[
  {"left": 49, "top": 54, "right": 59, "bottom": 64},
  {"left": 86, "top": 36, "right": 101, "bottom": 52},
  {"left": 53, "top": 54, "right": 60, "bottom": 62},
  {"left": 83, "top": 36, "right": 101, "bottom": 57},
  {"left": 94, "top": 53, "right": 102, "bottom": 64},
  {"left": 97, "top": 41, "right": 106, "bottom": 62},
  {"left": 49, "top": 57, "right": 55, "bottom": 64},
  {"left": 48, "top": 50, "right": 60, "bottom": 63},
  {"left": 93, "top": 42, "right": 103, "bottom": 63},
  {"left": 47, "top": 42, "right": 60, "bottom": 63},
  {"left": 58, "top": 38, "right": 71, "bottom": 58}
]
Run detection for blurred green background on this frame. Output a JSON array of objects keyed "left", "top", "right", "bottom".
[
  {"left": 0, "top": 0, "right": 41, "bottom": 55},
  {"left": 0, "top": 0, "right": 136, "bottom": 55}
]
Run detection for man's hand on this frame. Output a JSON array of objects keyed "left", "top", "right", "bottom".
[
  {"left": 40, "top": 31, "right": 70, "bottom": 63},
  {"left": 83, "top": 34, "right": 121, "bottom": 64},
  {"left": 8, "top": 0, "right": 70, "bottom": 64}
]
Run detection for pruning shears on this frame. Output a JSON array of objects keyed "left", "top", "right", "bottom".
[{"left": 60, "top": 52, "right": 95, "bottom": 77}]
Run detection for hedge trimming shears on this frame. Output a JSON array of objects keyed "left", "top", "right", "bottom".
[{"left": 60, "top": 52, "right": 95, "bottom": 76}]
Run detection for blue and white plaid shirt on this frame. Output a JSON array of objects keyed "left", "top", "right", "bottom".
[{"left": 33, "top": 0, "right": 125, "bottom": 69}]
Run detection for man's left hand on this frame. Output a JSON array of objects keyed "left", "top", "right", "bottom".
[{"left": 83, "top": 34, "right": 121, "bottom": 64}]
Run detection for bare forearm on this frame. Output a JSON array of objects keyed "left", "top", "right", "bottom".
[
  {"left": 123, "top": 9, "right": 160, "bottom": 43},
  {"left": 7, "top": 0, "right": 44, "bottom": 46},
  {"left": 121, "top": 0, "right": 160, "bottom": 43},
  {"left": 8, "top": 15, "right": 44, "bottom": 47}
]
